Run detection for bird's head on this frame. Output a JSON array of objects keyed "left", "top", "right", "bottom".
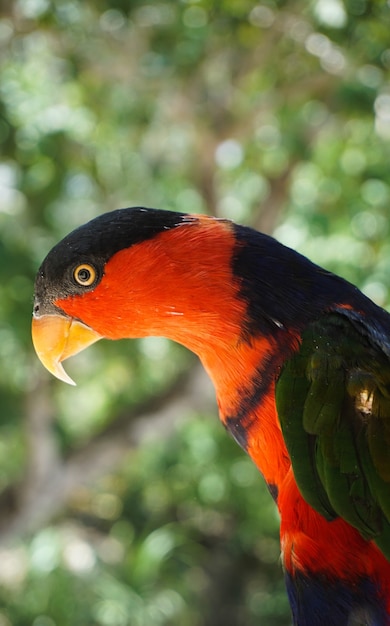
[{"left": 32, "top": 207, "right": 247, "bottom": 385}]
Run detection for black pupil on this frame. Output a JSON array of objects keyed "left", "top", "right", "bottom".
[{"left": 78, "top": 268, "right": 91, "bottom": 283}]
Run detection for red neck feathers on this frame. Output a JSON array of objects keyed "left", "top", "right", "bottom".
[{"left": 55, "top": 216, "right": 292, "bottom": 488}]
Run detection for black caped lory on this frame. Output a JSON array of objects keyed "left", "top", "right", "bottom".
[{"left": 32, "top": 208, "right": 390, "bottom": 625}]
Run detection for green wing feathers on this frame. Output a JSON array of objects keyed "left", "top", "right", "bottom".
[{"left": 276, "top": 313, "right": 390, "bottom": 560}]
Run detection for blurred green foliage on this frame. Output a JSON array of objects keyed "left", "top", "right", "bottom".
[
  {"left": 1, "top": 0, "right": 390, "bottom": 624},
  {"left": 0, "top": 419, "right": 287, "bottom": 626}
]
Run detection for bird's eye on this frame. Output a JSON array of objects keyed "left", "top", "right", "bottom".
[{"left": 73, "top": 264, "right": 97, "bottom": 286}]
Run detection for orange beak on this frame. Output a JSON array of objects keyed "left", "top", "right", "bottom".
[{"left": 32, "top": 314, "right": 102, "bottom": 385}]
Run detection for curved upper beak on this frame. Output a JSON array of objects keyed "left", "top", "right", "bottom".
[{"left": 32, "top": 314, "right": 102, "bottom": 385}]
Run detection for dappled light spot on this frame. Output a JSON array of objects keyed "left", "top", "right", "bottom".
[
  {"left": 198, "top": 472, "right": 226, "bottom": 503},
  {"left": 139, "top": 337, "right": 172, "bottom": 361},
  {"left": 357, "top": 65, "right": 384, "bottom": 89},
  {"left": 94, "top": 600, "right": 128, "bottom": 626},
  {"left": 230, "top": 458, "right": 258, "bottom": 488},
  {"left": 360, "top": 179, "right": 389, "bottom": 207},
  {"left": 30, "top": 529, "right": 61, "bottom": 573},
  {"left": 351, "top": 212, "right": 377, "bottom": 239},
  {"left": 91, "top": 493, "right": 123, "bottom": 521},
  {"left": 340, "top": 148, "right": 366, "bottom": 175},
  {"left": 255, "top": 124, "right": 281, "bottom": 149},
  {"left": 374, "top": 94, "right": 390, "bottom": 138},
  {"left": 99, "top": 9, "right": 126, "bottom": 33},
  {"left": 249, "top": 5, "right": 275, "bottom": 29},
  {"left": 314, "top": 0, "right": 347, "bottom": 29},
  {"left": 0, "top": 162, "right": 25, "bottom": 215},
  {"left": 0, "top": 547, "right": 28, "bottom": 589},
  {"left": 215, "top": 140, "right": 244, "bottom": 170},
  {"left": 97, "top": 537, "right": 125, "bottom": 565},
  {"left": 361, "top": 282, "right": 388, "bottom": 307},
  {"left": 63, "top": 538, "right": 96, "bottom": 573},
  {"left": 17, "top": 0, "right": 50, "bottom": 20},
  {"left": 305, "top": 32, "right": 346, "bottom": 75},
  {"left": 218, "top": 195, "right": 245, "bottom": 221}
]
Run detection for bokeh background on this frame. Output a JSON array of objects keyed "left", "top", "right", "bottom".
[{"left": 1, "top": 1, "right": 390, "bottom": 624}]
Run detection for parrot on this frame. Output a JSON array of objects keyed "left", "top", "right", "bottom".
[{"left": 31, "top": 207, "right": 390, "bottom": 626}]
